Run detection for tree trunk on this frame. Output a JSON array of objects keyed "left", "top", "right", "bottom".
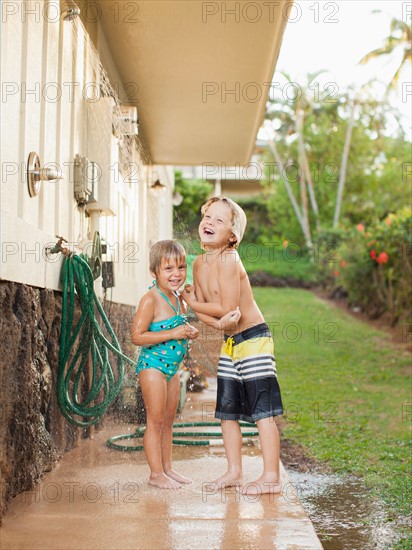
[
  {"left": 296, "top": 109, "right": 320, "bottom": 233},
  {"left": 299, "top": 165, "right": 311, "bottom": 246},
  {"left": 333, "top": 100, "right": 357, "bottom": 228},
  {"left": 265, "top": 128, "right": 313, "bottom": 252}
]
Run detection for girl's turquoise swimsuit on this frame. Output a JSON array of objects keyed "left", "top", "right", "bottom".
[{"left": 136, "top": 284, "right": 188, "bottom": 381}]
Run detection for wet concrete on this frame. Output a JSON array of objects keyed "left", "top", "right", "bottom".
[
  {"left": 288, "top": 471, "right": 404, "bottom": 550},
  {"left": 0, "top": 381, "right": 322, "bottom": 550}
]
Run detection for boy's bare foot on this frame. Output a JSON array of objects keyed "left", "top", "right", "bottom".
[
  {"left": 148, "top": 472, "right": 182, "bottom": 489},
  {"left": 164, "top": 469, "right": 192, "bottom": 484},
  {"left": 240, "top": 475, "right": 281, "bottom": 495},
  {"left": 206, "top": 471, "right": 243, "bottom": 490}
]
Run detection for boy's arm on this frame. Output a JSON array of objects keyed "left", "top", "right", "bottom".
[
  {"left": 183, "top": 255, "right": 240, "bottom": 317},
  {"left": 195, "top": 311, "right": 222, "bottom": 330},
  {"left": 196, "top": 309, "right": 241, "bottom": 332},
  {"left": 131, "top": 295, "right": 193, "bottom": 346}
]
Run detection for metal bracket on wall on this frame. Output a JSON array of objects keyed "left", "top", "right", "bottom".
[{"left": 27, "top": 152, "right": 63, "bottom": 197}]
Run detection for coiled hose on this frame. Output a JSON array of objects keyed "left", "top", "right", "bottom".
[
  {"left": 106, "top": 422, "right": 259, "bottom": 452},
  {"left": 58, "top": 253, "right": 134, "bottom": 427}
]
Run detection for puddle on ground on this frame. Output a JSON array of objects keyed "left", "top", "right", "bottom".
[{"left": 287, "top": 470, "right": 406, "bottom": 550}]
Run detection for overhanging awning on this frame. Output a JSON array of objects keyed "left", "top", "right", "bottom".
[{"left": 96, "top": 0, "right": 292, "bottom": 165}]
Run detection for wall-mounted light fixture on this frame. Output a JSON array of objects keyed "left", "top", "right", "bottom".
[
  {"left": 61, "top": 0, "right": 81, "bottom": 21},
  {"left": 27, "top": 152, "right": 62, "bottom": 197},
  {"left": 151, "top": 179, "right": 167, "bottom": 195}
]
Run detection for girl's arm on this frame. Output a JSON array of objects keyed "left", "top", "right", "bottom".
[{"left": 131, "top": 295, "right": 192, "bottom": 346}]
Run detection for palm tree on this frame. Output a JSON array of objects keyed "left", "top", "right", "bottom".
[
  {"left": 359, "top": 15, "right": 412, "bottom": 90},
  {"left": 333, "top": 98, "right": 358, "bottom": 228},
  {"left": 265, "top": 71, "right": 353, "bottom": 248},
  {"left": 264, "top": 71, "right": 330, "bottom": 250}
]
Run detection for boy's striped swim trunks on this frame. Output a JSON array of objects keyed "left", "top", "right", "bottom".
[{"left": 215, "top": 322, "right": 283, "bottom": 423}]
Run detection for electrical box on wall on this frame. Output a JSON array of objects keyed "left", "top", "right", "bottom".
[
  {"left": 74, "top": 154, "right": 99, "bottom": 206},
  {"left": 102, "top": 261, "right": 115, "bottom": 289},
  {"left": 101, "top": 240, "right": 115, "bottom": 289},
  {"left": 86, "top": 97, "right": 118, "bottom": 216}
]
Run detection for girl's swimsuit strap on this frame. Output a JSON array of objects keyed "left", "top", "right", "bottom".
[{"left": 154, "top": 283, "right": 180, "bottom": 315}]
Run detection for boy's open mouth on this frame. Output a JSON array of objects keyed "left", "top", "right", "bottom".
[{"left": 203, "top": 228, "right": 215, "bottom": 235}]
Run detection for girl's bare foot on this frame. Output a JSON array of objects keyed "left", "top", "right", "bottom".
[
  {"left": 148, "top": 472, "right": 182, "bottom": 489},
  {"left": 206, "top": 471, "right": 243, "bottom": 490},
  {"left": 164, "top": 469, "right": 192, "bottom": 484},
  {"left": 240, "top": 475, "right": 281, "bottom": 495}
]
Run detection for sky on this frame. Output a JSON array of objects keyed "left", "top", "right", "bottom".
[{"left": 262, "top": 0, "right": 411, "bottom": 136}]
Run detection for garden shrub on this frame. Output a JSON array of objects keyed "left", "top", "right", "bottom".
[{"left": 331, "top": 207, "right": 412, "bottom": 325}]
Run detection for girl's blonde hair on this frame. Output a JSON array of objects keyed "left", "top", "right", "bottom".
[
  {"left": 149, "top": 240, "right": 186, "bottom": 275},
  {"left": 201, "top": 196, "right": 247, "bottom": 249}
]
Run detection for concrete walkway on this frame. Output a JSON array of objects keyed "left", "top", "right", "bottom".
[{"left": 0, "top": 380, "right": 322, "bottom": 550}]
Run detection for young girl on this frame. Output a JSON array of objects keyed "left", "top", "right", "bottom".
[{"left": 131, "top": 240, "right": 199, "bottom": 489}]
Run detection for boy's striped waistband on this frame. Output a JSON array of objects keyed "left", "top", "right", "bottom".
[{"left": 223, "top": 322, "right": 271, "bottom": 347}]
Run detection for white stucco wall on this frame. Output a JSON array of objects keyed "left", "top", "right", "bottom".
[{"left": 0, "top": 0, "right": 173, "bottom": 306}]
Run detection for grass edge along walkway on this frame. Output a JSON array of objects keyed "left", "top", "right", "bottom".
[{"left": 253, "top": 287, "right": 411, "bottom": 544}]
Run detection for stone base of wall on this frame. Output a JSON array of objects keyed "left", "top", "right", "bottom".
[
  {"left": 99, "top": 299, "right": 144, "bottom": 422},
  {"left": 0, "top": 281, "right": 137, "bottom": 521}
]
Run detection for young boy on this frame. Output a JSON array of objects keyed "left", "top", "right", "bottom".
[{"left": 182, "top": 196, "right": 284, "bottom": 495}]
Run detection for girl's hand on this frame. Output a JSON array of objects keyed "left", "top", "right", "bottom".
[
  {"left": 172, "top": 324, "right": 199, "bottom": 340},
  {"left": 172, "top": 325, "right": 189, "bottom": 339},
  {"left": 186, "top": 324, "right": 199, "bottom": 340}
]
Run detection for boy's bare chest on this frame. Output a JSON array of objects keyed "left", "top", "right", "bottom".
[{"left": 197, "top": 260, "right": 221, "bottom": 301}]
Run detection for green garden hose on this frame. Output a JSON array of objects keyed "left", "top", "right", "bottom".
[
  {"left": 58, "top": 251, "right": 135, "bottom": 427},
  {"left": 106, "top": 422, "right": 259, "bottom": 452}
]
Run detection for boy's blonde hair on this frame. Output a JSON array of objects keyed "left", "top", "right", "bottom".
[
  {"left": 201, "top": 196, "right": 247, "bottom": 249},
  {"left": 149, "top": 240, "right": 186, "bottom": 275}
]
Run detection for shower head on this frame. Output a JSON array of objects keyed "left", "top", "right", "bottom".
[{"left": 61, "top": 1, "right": 81, "bottom": 21}]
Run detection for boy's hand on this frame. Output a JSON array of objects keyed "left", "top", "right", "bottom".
[
  {"left": 219, "top": 307, "right": 241, "bottom": 331},
  {"left": 181, "top": 284, "right": 195, "bottom": 305}
]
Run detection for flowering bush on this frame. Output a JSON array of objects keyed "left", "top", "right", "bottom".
[{"left": 332, "top": 207, "right": 411, "bottom": 325}]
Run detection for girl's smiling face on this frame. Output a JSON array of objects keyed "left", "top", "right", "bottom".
[
  {"left": 199, "top": 201, "right": 236, "bottom": 249},
  {"left": 153, "top": 256, "right": 187, "bottom": 294}
]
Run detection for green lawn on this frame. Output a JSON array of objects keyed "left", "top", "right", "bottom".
[
  {"left": 239, "top": 243, "right": 318, "bottom": 282},
  {"left": 254, "top": 288, "right": 411, "bottom": 532},
  {"left": 187, "top": 246, "right": 318, "bottom": 284}
]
